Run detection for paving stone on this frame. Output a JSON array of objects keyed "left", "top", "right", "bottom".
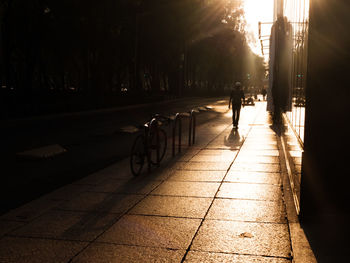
[
  {"left": 229, "top": 163, "right": 281, "bottom": 173},
  {"left": 89, "top": 178, "right": 161, "bottom": 194},
  {"left": 244, "top": 149, "right": 280, "bottom": 156},
  {"left": 97, "top": 215, "right": 201, "bottom": 249},
  {"left": 129, "top": 195, "right": 212, "bottom": 218},
  {"left": 191, "top": 220, "right": 291, "bottom": 257},
  {"left": 0, "top": 198, "right": 63, "bottom": 222},
  {"left": 224, "top": 171, "right": 281, "bottom": 185},
  {"left": 244, "top": 138, "right": 277, "bottom": 145},
  {"left": 72, "top": 243, "right": 185, "bottom": 263},
  {"left": 207, "top": 138, "right": 243, "bottom": 150},
  {"left": 0, "top": 220, "right": 25, "bottom": 237},
  {"left": 11, "top": 210, "right": 120, "bottom": 241},
  {"left": 58, "top": 192, "right": 144, "bottom": 214},
  {"left": 207, "top": 198, "right": 287, "bottom": 223},
  {"left": 241, "top": 144, "right": 278, "bottom": 150},
  {"left": 151, "top": 181, "right": 220, "bottom": 198},
  {"left": 175, "top": 161, "right": 231, "bottom": 171},
  {"left": 189, "top": 154, "right": 234, "bottom": 162},
  {"left": 167, "top": 170, "right": 226, "bottom": 182},
  {"left": 217, "top": 183, "right": 282, "bottom": 201},
  {"left": 0, "top": 236, "right": 88, "bottom": 263},
  {"left": 234, "top": 155, "right": 280, "bottom": 164},
  {"left": 198, "top": 149, "right": 238, "bottom": 156},
  {"left": 43, "top": 184, "right": 93, "bottom": 201},
  {"left": 185, "top": 251, "right": 291, "bottom": 262},
  {"left": 72, "top": 172, "right": 109, "bottom": 186}
]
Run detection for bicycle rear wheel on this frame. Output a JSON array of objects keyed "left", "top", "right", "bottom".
[
  {"left": 149, "top": 128, "right": 167, "bottom": 165},
  {"left": 130, "top": 135, "right": 145, "bottom": 176}
]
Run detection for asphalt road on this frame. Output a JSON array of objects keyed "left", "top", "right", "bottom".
[{"left": 0, "top": 96, "right": 227, "bottom": 214}]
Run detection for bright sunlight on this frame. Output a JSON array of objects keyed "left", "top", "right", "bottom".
[{"left": 243, "top": 0, "right": 274, "bottom": 59}]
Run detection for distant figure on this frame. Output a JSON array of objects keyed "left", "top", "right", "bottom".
[
  {"left": 261, "top": 88, "right": 267, "bottom": 100},
  {"left": 229, "top": 82, "right": 245, "bottom": 128}
]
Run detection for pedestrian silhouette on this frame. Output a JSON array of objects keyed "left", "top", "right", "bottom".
[{"left": 229, "top": 82, "right": 245, "bottom": 128}]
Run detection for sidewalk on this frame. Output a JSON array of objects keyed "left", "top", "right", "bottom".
[{"left": 0, "top": 101, "right": 315, "bottom": 262}]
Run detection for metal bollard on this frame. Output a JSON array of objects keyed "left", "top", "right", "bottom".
[
  {"left": 172, "top": 113, "right": 182, "bottom": 156},
  {"left": 192, "top": 110, "right": 196, "bottom": 145},
  {"left": 148, "top": 118, "right": 159, "bottom": 171},
  {"left": 189, "top": 109, "right": 196, "bottom": 146}
]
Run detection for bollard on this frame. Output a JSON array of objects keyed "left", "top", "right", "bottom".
[
  {"left": 172, "top": 113, "right": 182, "bottom": 156},
  {"left": 192, "top": 110, "right": 196, "bottom": 145},
  {"left": 148, "top": 117, "right": 159, "bottom": 171},
  {"left": 189, "top": 109, "right": 197, "bottom": 146}
]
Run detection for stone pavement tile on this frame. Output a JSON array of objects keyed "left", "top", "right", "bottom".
[
  {"left": 245, "top": 131, "right": 276, "bottom": 138},
  {"left": 129, "top": 195, "right": 212, "bottom": 218},
  {"left": 151, "top": 181, "right": 220, "bottom": 198},
  {"left": 95, "top": 159, "right": 133, "bottom": 180},
  {"left": 189, "top": 154, "right": 235, "bottom": 162},
  {"left": 217, "top": 183, "right": 282, "bottom": 201},
  {"left": 97, "top": 215, "right": 201, "bottom": 249},
  {"left": 241, "top": 143, "right": 278, "bottom": 150},
  {"left": 168, "top": 170, "right": 226, "bottom": 182},
  {"left": 72, "top": 243, "right": 185, "bottom": 263},
  {"left": 58, "top": 192, "right": 144, "bottom": 214},
  {"left": 198, "top": 121, "right": 229, "bottom": 131},
  {"left": 244, "top": 138, "right": 277, "bottom": 145},
  {"left": 229, "top": 163, "right": 281, "bottom": 173},
  {"left": 0, "top": 197, "right": 63, "bottom": 222},
  {"left": 0, "top": 236, "right": 88, "bottom": 263},
  {"left": 234, "top": 155, "right": 280, "bottom": 164},
  {"left": 238, "top": 150, "right": 280, "bottom": 157},
  {"left": 0, "top": 220, "right": 25, "bottom": 237},
  {"left": 198, "top": 149, "right": 238, "bottom": 156},
  {"left": 206, "top": 139, "right": 243, "bottom": 150},
  {"left": 42, "top": 184, "right": 93, "bottom": 201},
  {"left": 224, "top": 171, "right": 281, "bottom": 185},
  {"left": 185, "top": 251, "right": 291, "bottom": 262},
  {"left": 206, "top": 198, "right": 287, "bottom": 223},
  {"left": 177, "top": 148, "right": 202, "bottom": 161},
  {"left": 90, "top": 178, "right": 162, "bottom": 194},
  {"left": 72, "top": 172, "right": 112, "bottom": 186},
  {"left": 11, "top": 210, "right": 120, "bottom": 241},
  {"left": 248, "top": 128, "right": 275, "bottom": 134},
  {"left": 174, "top": 161, "right": 231, "bottom": 171},
  {"left": 191, "top": 220, "right": 291, "bottom": 258}
]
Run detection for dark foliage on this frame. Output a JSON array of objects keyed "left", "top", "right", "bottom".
[{"left": 0, "top": 0, "right": 265, "bottom": 118}]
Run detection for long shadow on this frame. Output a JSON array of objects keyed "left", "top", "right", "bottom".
[{"left": 224, "top": 128, "right": 244, "bottom": 150}]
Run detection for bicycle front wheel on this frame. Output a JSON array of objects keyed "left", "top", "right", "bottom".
[
  {"left": 149, "top": 128, "right": 167, "bottom": 165},
  {"left": 130, "top": 135, "right": 146, "bottom": 176}
]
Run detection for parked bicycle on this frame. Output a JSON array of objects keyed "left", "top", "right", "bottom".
[{"left": 130, "top": 114, "right": 170, "bottom": 176}]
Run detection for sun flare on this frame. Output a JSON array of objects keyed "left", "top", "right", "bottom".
[{"left": 243, "top": 0, "right": 274, "bottom": 58}]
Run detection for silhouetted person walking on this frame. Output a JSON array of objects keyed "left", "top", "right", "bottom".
[{"left": 229, "top": 82, "right": 245, "bottom": 128}]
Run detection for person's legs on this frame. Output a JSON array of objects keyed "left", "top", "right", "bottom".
[
  {"left": 233, "top": 105, "right": 241, "bottom": 126},
  {"left": 231, "top": 107, "right": 235, "bottom": 125}
]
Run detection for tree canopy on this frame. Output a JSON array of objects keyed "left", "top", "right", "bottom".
[{"left": 0, "top": 0, "right": 266, "bottom": 117}]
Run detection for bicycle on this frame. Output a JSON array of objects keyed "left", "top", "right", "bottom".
[{"left": 130, "top": 114, "right": 170, "bottom": 176}]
